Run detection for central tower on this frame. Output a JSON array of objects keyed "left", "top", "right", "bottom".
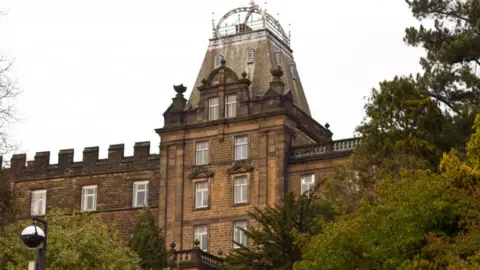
[
  {"left": 187, "top": 1, "right": 311, "bottom": 116},
  {"left": 156, "top": 1, "right": 331, "bottom": 255}
]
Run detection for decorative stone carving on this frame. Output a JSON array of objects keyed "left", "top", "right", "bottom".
[
  {"left": 227, "top": 160, "right": 254, "bottom": 174},
  {"left": 188, "top": 166, "right": 214, "bottom": 179}
]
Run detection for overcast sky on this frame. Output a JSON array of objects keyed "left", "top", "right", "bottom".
[{"left": 0, "top": 0, "right": 425, "bottom": 163}]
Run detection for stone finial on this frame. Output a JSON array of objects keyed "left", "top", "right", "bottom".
[
  {"left": 270, "top": 66, "right": 284, "bottom": 79},
  {"left": 201, "top": 78, "right": 208, "bottom": 86},
  {"left": 241, "top": 71, "right": 248, "bottom": 79},
  {"left": 170, "top": 84, "right": 187, "bottom": 112},
  {"left": 173, "top": 84, "right": 187, "bottom": 97},
  {"left": 325, "top": 123, "right": 330, "bottom": 129},
  {"left": 170, "top": 241, "right": 176, "bottom": 251},
  {"left": 194, "top": 239, "right": 200, "bottom": 248},
  {"left": 269, "top": 66, "right": 285, "bottom": 93},
  {"left": 220, "top": 59, "right": 226, "bottom": 66}
]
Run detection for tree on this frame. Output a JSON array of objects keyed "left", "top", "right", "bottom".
[
  {"left": 295, "top": 114, "right": 480, "bottom": 270},
  {"left": 0, "top": 209, "right": 140, "bottom": 269},
  {"left": 353, "top": 0, "right": 480, "bottom": 174},
  {"left": 223, "top": 190, "right": 337, "bottom": 270},
  {"left": 404, "top": 0, "right": 480, "bottom": 114},
  {"left": 0, "top": 53, "right": 19, "bottom": 156},
  {"left": 355, "top": 76, "right": 448, "bottom": 172},
  {"left": 0, "top": 169, "right": 21, "bottom": 227},
  {"left": 130, "top": 207, "right": 167, "bottom": 270}
]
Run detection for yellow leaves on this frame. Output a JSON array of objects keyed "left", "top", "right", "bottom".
[
  {"left": 439, "top": 114, "right": 480, "bottom": 189},
  {"left": 467, "top": 114, "right": 480, "bottom": 170}
]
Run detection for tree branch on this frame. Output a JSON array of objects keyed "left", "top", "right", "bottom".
[{"left": 427, "top": 92, "right": 460, "bottom": 114}]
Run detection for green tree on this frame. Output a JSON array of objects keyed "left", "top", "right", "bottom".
[
  {"left": 0, "top": 209, "right": 140, "bottom": 270},
  {"left": 354, "top": 0, "right": 480, "bottom": 173},
  {"left": 223, "top": 190, "right": 337, "bottom": 270},
  {"left": 0, "top": 170, "right": 19, "bottom": 227},
  {"left": 355, "top": 76, "right": 447, "bottom": 172},
  {"left": 405, "top": 0, "right": 480, "bottom": 114},
  {"left": 130, "top": 207, "right": 167, "bottom": 270},
  {"left": 295, "top": 114, "right": 480, "bottom": 270}
]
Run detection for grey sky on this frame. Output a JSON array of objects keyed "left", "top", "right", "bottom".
[{"left": 0, "top": 0, "right": 425, "bottom": 163}]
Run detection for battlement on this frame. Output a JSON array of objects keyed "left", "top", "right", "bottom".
[{"left": 10, "top": 142, "right": 159, "bottom": 181}]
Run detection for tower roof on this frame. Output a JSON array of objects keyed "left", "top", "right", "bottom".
[
  {"left": 213, "top": 1, "right": 290, "bottom": 46},
  {"left": 186, "top": 2, "right": 311, "bottom": 116}
]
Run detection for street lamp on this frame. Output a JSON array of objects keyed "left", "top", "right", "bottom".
[{"left": 20, "top": 218, "right": 48, "bottom": 270}]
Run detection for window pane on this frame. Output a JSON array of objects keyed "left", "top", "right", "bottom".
[
  {"left": 226, "top": 95, "right": 236, "bottom": 103},
  {"left": 37, "top": 200, "right": 44, "bottom": 215},
  {"left": 31, "top": 191, "right": 46, "bottom": 216},
  {"left": 87, "top": 196, "right": 94, "bottom": 210},
  {"left": 196, "top": 191, "right": 202, "bottom": 208},
  {"left": 241, "top": 185, "right": 248, "bottom": 202},
  {"left": 201, "top": 233, "right": 208, "bottom": 251},
  {"left": 234, "top": 221, "right": 248, "bottom": 248},
  {"left": 234, "top": 186, "right": 241, "bottom": 203},
  {"left": 235, "top": 177, "right": 246, "bottom": 185},
  {"left": 137, "top": 191, "right": 145, "bottom": 206},
  {"left": 202, "top": 190, "right": 208, "bottom": 206}
]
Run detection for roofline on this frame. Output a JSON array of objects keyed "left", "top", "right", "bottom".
[{"left": 208, "top": 28, "right": 293, "bottom": 53}]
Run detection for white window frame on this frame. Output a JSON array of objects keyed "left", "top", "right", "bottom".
[
  {"left": 225, "top": 95, "right": 237, "bottom": 118},
  {"left": 133, "top": 181, "right": 149, "bottom": 208},
  {"left": 209, "top": 97, "right": 219, "bottom": 121},
  {"left": 196, "top": 141, "right": 209, "bottom": 165},
  {"left": 235, "top": 136, "right": 248, "bottom": 160},
  {"left": 247, "top": 48, "right": 255, "bottom": 64},
  {"left": 290, "top": 64, "right": 297, "bottom": 80},
  {"left": 195, "top": 225, "right": 208, "bottom": 251},
  {"left": 301, "top": 174, "right": 315, "bottom": 195},
  {"left": 233, "top": 176, "right": 248, "bottom": 204},
  {"left": 195, "top": 181, "right": 209, "bottom": 209},
  {"left": 31, "top": 190, "right": 47, "bottom": 216},
  {"left": 214, "top": 54, "right": 224, "bottom": 69},
  {"left": 233, "top": 220, "right": 248, "bottom": 248},
  {"left": 81, "top": 185, "right": 97, "bottom": 212}
]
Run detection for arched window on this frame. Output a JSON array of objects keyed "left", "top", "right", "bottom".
[
  {"left": 214, "top": 54, "right": 224, "bottom": 69},
  {"left": 290, "top": 64, "right": 297, "bottom": 80},
  {"left": 247, "top": 48, "right": 255, "bottom": 64}
]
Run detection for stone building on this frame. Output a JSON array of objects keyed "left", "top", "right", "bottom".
[{"left": 9, "top": 1, "right": 359, "bottom": 266}]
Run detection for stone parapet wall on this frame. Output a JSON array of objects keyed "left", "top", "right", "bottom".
[{"left": 10, "top": 142, "right": 159, "bottom": 181}]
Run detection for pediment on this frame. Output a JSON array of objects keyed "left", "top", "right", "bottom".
[
  {"left": 205, "top": 63, "right": 240, "bottom": 87},
  {"left": 227, "top": 160, "right": 254, "bottom": 174},
  {"left": 188, "top": 166, "right": 214, "bottom": 179}
]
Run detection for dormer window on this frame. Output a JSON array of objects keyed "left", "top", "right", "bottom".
[
  {"left": 214, "top": 54, "right": 224, "bottom": 69},
  {"left": 274, "top": 51, "right": 283, "bottom": 67},
  {"left": 290, "top": 64, "right": 297, "bottom": 80},
  {"left": 247, "top": 48, "right": 255, "bottom": 64}
]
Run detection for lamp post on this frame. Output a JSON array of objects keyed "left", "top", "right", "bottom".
[{"left": 20, "top": 218, "right": 48, "bottom": 270}]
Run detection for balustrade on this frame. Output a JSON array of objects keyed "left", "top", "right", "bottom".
[{"left": 292, "top": 138, "right": 360, "bottom": 158}]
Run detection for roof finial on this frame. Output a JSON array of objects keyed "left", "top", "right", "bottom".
[
  {"left": 288, "top": 23, "right": 291, "bottom": 45},
  {"left": 212, "top": 12, "right": 216, "bottom": 38},
  {"left": 249, "top": 0, "right": 255, "bottom": 8}
]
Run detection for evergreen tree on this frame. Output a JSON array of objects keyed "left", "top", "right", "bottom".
[
  {"left": 354, "top": 0, "right": 480, "bottom": 174},
  {"left": 223, "top": 189, "right": 337, "bottom": 270},
  {"left": 130, "top": 207, "right": 167, "bottom": 270}
]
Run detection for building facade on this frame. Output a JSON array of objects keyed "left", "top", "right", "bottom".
[{"left": 10, "top": 2, "right": 359, "bottom": 257}]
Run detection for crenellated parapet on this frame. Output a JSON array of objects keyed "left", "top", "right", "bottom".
[{"left": 10, "top": 142, "right": 159, "bottom": 181}]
